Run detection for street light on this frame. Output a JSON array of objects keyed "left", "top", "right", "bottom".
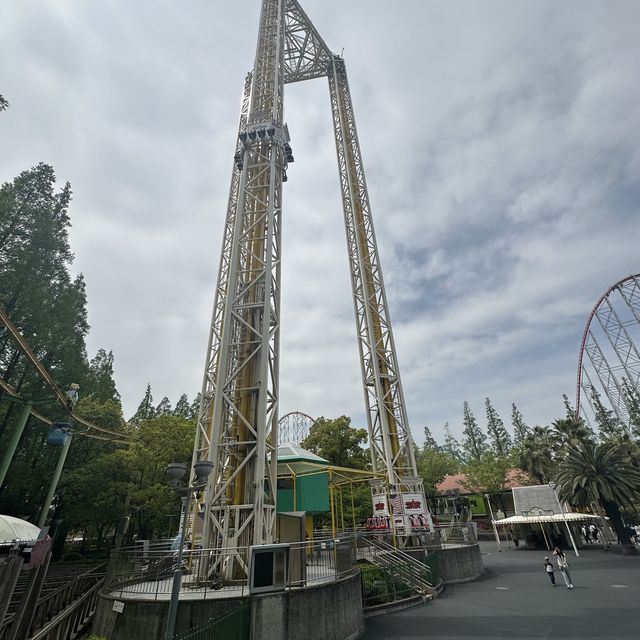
[
  {"left": 165, "top": 460, "right": 214, "bottom": 640},
  {"left": 548, "top": 482, "right": 579, "bottom": 558},
  {"left": 484, "top": 494, "right": 501, "bottom": 552}
]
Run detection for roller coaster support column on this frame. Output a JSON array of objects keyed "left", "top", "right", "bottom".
[
  {"left": 0, "top": 400, "right": 32, "bottom": 489},
  {"left": 38, "top": 433, "right": 72, "bottom": 529}
]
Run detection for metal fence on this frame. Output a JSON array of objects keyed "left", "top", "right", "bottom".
[
  {"left": 174, "top": 602, "right": 249, "bottom": 640},
  {"left": 103, "top": 537, "right": 359, "bottom": 600},
  {"left": 0, "top": 563, "right": 104, "bottom": 640}
]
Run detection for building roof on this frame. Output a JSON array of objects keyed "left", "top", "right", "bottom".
[
  {"left": 493, "top": 513, "right": 601, "bottom": 525},
  {"left": 436, "top": 469, "right": 529, "bottom": 494},
  {"left": 276, "top": 443, "right": 329, "bottom": 464}
]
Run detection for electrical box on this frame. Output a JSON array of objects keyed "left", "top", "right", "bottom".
[{"left": 248, "top": 543, "right": 290, "bottom": 594}]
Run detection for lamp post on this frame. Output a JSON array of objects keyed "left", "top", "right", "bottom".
[
  {"left": 548, "top": 482, "right": 579, "bottom": 558},
  {"left": 164, "top": 460, "right": 214, "bottom": 640},
  {"left": 484, "top": 494, "right": 501, "bottom": 552}
]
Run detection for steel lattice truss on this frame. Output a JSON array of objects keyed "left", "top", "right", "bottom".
[
  {"left": 278, "top": 411, "right": 315, "bottom": 445},
  {"left": 192, "top": 0, "right": 423, "bottom": 576},
  {"left": 576, "top": 274, "right": 640, "bottom": 427}
]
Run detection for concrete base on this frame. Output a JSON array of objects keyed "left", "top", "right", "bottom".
[
  {"left": 93, "top": 573, "right": 364, "bottom": 640},
  {"left": 432, "top": 544, "right": 484, "bottom": 583}
]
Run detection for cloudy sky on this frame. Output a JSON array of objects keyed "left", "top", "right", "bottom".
[{"left": 1, "top": 0, "right": 639, "bottom": 444}]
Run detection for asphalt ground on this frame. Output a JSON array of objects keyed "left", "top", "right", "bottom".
[{"left": 362, "top": 541, "right": 640, "bottom": 640}]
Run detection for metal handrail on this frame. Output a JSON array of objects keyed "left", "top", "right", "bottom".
[{"left": 30, "top": 578, "right": 104, "bottom": 640}]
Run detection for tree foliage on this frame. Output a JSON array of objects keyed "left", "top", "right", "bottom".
[
  {"left": 461, "top": 452, "right": 513, "bottom": 496},
  {"left": 300, "top": 416, "right": 369, "bottom": 469},
  {"left": 556, "top": 442, "right": 640, "bottom": 552},
  {"left": 511, "top": 403, "right": 529, "bottom": 449},
  {"left": 129, "top": 383, "right": 155, "bottom": 426},
  {"left": 416, "top": 448, "right": 458, "bottom": 496},
  {"left": 485, "top": 398, "right": 512, "bottom": 456},
  {"left": 442, "top": 422, "right": 462, "bottom": 461},
  {"left": 0, "top": 164, "right": 90, "bottom": 519},
  {"left": 461, "top": 401, "right": 487, "bottom": 462}
]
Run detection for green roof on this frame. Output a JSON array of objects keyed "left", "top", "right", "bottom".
[{"left": 276, "top": 443, "right": 329, "bottom": 464}]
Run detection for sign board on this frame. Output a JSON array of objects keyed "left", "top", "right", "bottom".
[
  {"left": 513, "top": 485, "right": 559, "bottom": 516},
  {"left": 402, "top": 493, "right": 425, "bottom": 515},
  {"left": 112, "top": 601, "right": 125, "bottom": 613},
  {"left": 372, "top": 494, "right": 389, "bottom": 517}
]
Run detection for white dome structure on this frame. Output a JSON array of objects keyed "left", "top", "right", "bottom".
[{"left": 0, "top": 514, "right": 40, "bottom": 544}]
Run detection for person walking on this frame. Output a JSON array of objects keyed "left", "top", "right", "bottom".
[
  {"left": 581, "top": 525, "right": 591, "bottom": 544},
  {"left": 553, "top": 547, "right": 574, "bottom": 589},
  {"left": 544, "top": 557, "right": 556, "bottom": 587}
]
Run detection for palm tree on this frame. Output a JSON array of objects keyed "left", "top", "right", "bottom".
[
  {"left": 555, "top": 442, "right": 640, "bottom": 553},
  {"left": 518, "top": 426, "right": 558, "bottom": 484},
  {"left": 551, "top": 417, "right": 594, "bottom": 449}
]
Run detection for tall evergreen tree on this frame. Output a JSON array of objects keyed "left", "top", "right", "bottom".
[
  {"left": 562, "top": 393, "right": 577, "bottom": 420},
  {"left": 442, "top": 422, "right": 462, "bottom": 461},
  {"left": 173, "top": 393, "right": 191, "bottom": 418},
  {"left": 85, "top": 348, "right": 120, "bottom": 402},
  {"left": 621, "top": 378, "right": 640, "bottom": 438},
  {"left": 130, "top": 383, "right": 156, "bottom": 426},
  {"left": 591, "top": 388, "right": 626, "bottom": 441},
  {"left": 485, "top": 398, "right": 512, "bottom": 456},
  {"left": 0, "top": 163, "right": 89, "bottom": 404},
  {"left": 422, "top": 426, "right": 439, "bottom": 451},
  {"left": 189, "top": 392, "right": 202, "bottom": 420},
  {"left": 461, "top": 402, "right": 487, "bottom": 462},
  {"left": 511, "top": 403, "right": 529, "bottom": 448},
  {"left": 0, "top": 164, "right": 91, "bottom": 517},
  {"left": 155, "top": 396, "right": 172, "bottom": 416}
]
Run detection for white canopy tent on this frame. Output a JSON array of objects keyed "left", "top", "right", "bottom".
[
  {"left": 0, "top": 514, "right": 41, "bottom": 544},
  {"left": 493, "top": 512, "right": 601, "bottom": 525}
]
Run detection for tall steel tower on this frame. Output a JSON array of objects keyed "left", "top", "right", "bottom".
[{"left": 192, "top": 0, "right": 428, "bottom": 577}]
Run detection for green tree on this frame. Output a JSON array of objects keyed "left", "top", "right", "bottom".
[
  {"left": 460, "top": 451, "right": 512, "bottom": 495},
  {"left": 621, "top": 379, "right": 640, "bottom": 437},
  {"left": 591, "top": 388, "right": 626, "bottom": 441},
  {"left": 551, "top": 416, "right": 593, "bottom": 450},
  {"left": 129, "top": 383, "right": 156, "bottom": 426},
  {"left": 511, "top": 403, "right": 529, "bottom": 449},
  {"left": 84, "top": 348, "right": 120, "bottom": 402},
  {"left": 155, "top": 396, "right": 172, "bottom": 416},
  {"left": 416, "top": 448, "right": 458, "bottom": 496},
  {"left": 518, "top": 426, "right": 558, "bottom": 484},
  {"left": 422, "top": 426, "right": 438, "bottom": 451},
  {"left": 300, "top": 416, "right": 369, "bottom": 469},
  {"left": 442, "top": 422, "right": 462, "bottom": 461},
  {"left": 120, "top": 415, "right": 196, "bottom": 539},
  {"left": 0, "top": 164, "right": 90, "bottom": 518},
  {"left": 461, "top": 402, "right": 487, "bottom": 462},
  {"left": 556, "top": 442, "right": 640, "bottom": 553},
  {"left": 189, "top": 392, "right": 202, "bottom": 420},
  {"left": 173, "top": 394, "right": 191, "bottom": 418},
  {"left": 485, "top": 398, "right": 511, "bottom": 456},
  {"left": 562, "top": 393, "right": 577, "bottom": 420}
]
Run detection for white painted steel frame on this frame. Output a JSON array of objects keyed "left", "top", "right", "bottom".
[
  {"left": 194, "top": 0, "right": 286, "bottom": 578},
  {"left": 193, "top": 0, "right": 424, "bottom": 574},
  {"left": 328, "top": 56, "right": 418, "bottom": 493}
]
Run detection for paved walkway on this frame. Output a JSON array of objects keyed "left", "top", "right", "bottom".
[{"left": 362, "top": 542, "right": 640, "bottom": 639}]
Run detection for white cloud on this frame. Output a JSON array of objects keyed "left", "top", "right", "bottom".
[{"left": 1, "top": 0, "right": 639, "bottom": 443}]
